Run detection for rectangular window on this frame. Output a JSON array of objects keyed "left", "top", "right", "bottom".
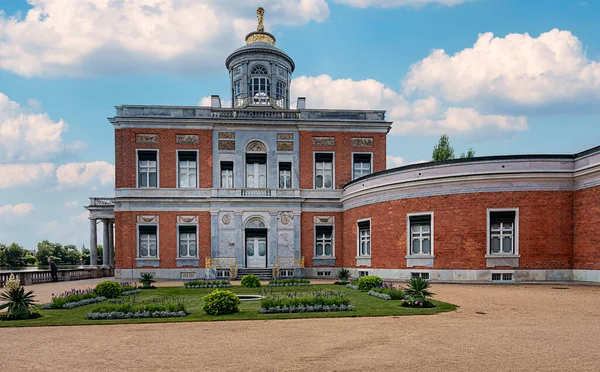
[
  {"left": 358, "top": 220, "right": 371, "bottom": 257},
  {"left": 315, "top": 226, "right": 333, "bottom": 257},
  {"left": 352, "top": 153, "right": 372, "bottom": 180},
  {"left": 358, "top": 270, "right": 369, "bottom": 277},
  {"left": 489, "top": 211, "right": 516, "bottom": 254},
  {"left": 221, "top": 161, "right": 233, "bottom": 188},
  {"left": 138, "top": 226, "right": 157, "bottom": 258},
  {"left": 279, "top": 162, "right": 292, "bottom": 189},
  {"left": 246, "top": 154, "right": 267, "bottom": 188},
  {"left": 178, "top": 151, "right": 197, "bottom": 188},
  {"left": 409, "top": 214, "right": 432, "bottom": 255},
  {"left": 411, "top": 272, "right": 430, "bottom": 279},
  {"left": 178, "top": 226, "right": 197, "bottom": 258},
  {"left": 234, "top": 80, "right": 241, "bottom": 97},
  {"left": 315, "top": 153, "right": 333, "bottom": 189},
  {"left": 276, "top": 81, "right": 286, "bottom": 100},
  {"left": 138, "top": 150, "right": 157, "bottom": 188}
]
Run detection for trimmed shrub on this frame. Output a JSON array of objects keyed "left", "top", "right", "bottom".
[
  {"left": 241, "top": 274, "right": 262, "bottom": 288},
  {"left": 202, "top": 289, "right": 240, "bottom": 315},
  {"left": 357, "top": 275, "right": 383, "bottom": 291},
  {"left": 94, "top": 281, "right": 122, "bottom": 299},
  {"left": 259, "top": 290, "right": 352, "bottom": 314},
  {"left": 49, "top": 288, "right": 98, "bottom": 309},
  {"left": 184, "top": 280, "right": 231, "bottom": 289},
  {"left": 268, "top": 278, "right": 310, "bottom": 287}
]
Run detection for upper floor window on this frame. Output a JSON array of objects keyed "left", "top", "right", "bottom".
[
  {"left": 178, "top": 151, "right": 197, "bottom": 188},
  {"left": 276, "top": 81, "right": 286, "bottom": 100},
  {"left": 138, "top": 150, "right": 158, "bottom": 188},
  {"left": 138, "top": 225, "right": 157, "bottom": 258},
  {"left": 357, "top": 220, "right": 371, "bottom": 257},
  {"left": 315, "top": 226, "right": 333, "bottom": 257},
  {"left": 489, "top": 210, "right": 517, "bottom": 255},
  {"left": 251, "top": 65, "right": 268, "bottom": 75},
  {"left": 246, "top": 154, "right": 267, "bottom": 188},
  {"left": 178, "top": 226, "right": 197, "bottom": 258},
  {"left": 409, "top": 214, "right": 432, "bottom": 255},
  {"left": 234, "top": 80, "right": 242, "bottom": 97},
  {"left": 279, "top": 162, "right": 291, "bottom": 189},
  {"left": 315, "top": 153, "right": 333, "bottom": 189},
  {"left": 221, "top": 161, "right": 233, "bottom": 188},
  {"left": 249, "top": 77, "right": 271, "bottom": 104},
  {"left": 353, "top": 153, "right": 372, "bottom": 180}
]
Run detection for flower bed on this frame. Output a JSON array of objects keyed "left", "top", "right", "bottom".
[
  {"left": 367, "top": 290, "right": 392, "bottom": 300},
  {"left": 259, "top": 290, "right": 353, "bottom": 314},
  {"left": 184, "top": 280, "right": 232, "bottom": 289},
  {"left": 46, "top": 288, "right": 102, "bottom": 309},
  {"left": 369, "top": 283, "right": 404, "bottom": 300},
  {"left": 119, "top": 282, "right": 138, "bottom": 292},
  {"left": 121, "top": 290, "right": 141, "bottom": 296},
  {"left": 268, "top": 279, "right": 311, "bottom": 287},
  {"left": 401, "top": 299, "right": 435, "bottom": 308},
  {"left": 86, "top": 298, "right": 188, "bottom": 320},
  {"left": 0, "top": 311, "right": 42, "bottom": 321},
  {"left": 345, "top": 283, "right": 359, "bottom": 290}
]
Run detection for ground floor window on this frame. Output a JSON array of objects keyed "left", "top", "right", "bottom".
[
  {"left": 357, "top": 220, "right": 371, "bottom": 257},
  {"left": 178, "top": 226, "right": 197, "bottom": 258},
  {"left": 409, "top": 214, "right": 432, "bottom": 255},
  {"left": 315, "top": 226, "right": 333, "bottom": 257},
  {"left": 139, "top": 226, "right": 158, "bottom": 258},
  {"left": 489, "top": 210, "right": 517, "bottom": 255}
]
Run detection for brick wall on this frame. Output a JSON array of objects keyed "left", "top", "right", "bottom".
[
  {"left": 300, "top": 212, "right": 344, "bottom": 267},
  {"left": 114, "top": 211, "right": 211, "bottom": 269},
  {"left": 299, "top": 132, "right": 386, "bottom": 189},
  {"left": 342, "top": 191, "right": 574, "bottom": 270},
  {"left": 573, "top": 185, "right": 600, "bottom": 270},
  {"left": 115, "top": 128, "right": 213, "bottom": 189}
]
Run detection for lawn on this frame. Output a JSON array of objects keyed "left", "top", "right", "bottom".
[{"left": 0, "top": 284, "right": 457, "bottom": 327}]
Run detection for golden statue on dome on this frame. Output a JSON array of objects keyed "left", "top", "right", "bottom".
[{"left": 257, "top": 7, "right": 265, "bottom": 31}]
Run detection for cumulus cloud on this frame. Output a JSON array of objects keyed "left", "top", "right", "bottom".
[
  {"left": 0, "top": 92, "right": 83, "bottom": 161},
  {"left": 291, "top": 74, "right": 527, "bottom": 138},
  {"left": 333, "top": 0, "right": 469, "bottom": 7},
  {"left": 0, "top": 203, "right": 34, "bottom": 218},
  {"left": 386, "top": 156, "right": 405, "bottom": 169},
  {"left": 0, "top": 163, "right": 56, "bottom": 189},
  {"left": 56, "top": 161, "right": 115, "bottom": 189},
  {"left": 404, "top": 29, "right": 600, "bottom": 112},
  {"left": 0, "top": 0, "right": 329, "bottom": 77},
  {"left": 65, "top": 200, "right": 80, "bottom": 208}
]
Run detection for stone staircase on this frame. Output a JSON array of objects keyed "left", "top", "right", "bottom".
[{"left": 236, "top": 268, "right": 273, "bottom": 280}]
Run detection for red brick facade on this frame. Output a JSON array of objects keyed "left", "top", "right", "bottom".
[
  {"left": 573, "top": 185, "right": 600, "bottom": 270},
  {"left": 300, "top": 212, "right": 344, "bottom": 268}
]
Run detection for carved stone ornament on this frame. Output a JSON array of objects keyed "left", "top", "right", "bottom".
[
  {"left": 313, "top": 137, "right": 335, "bottom": 147},
  {"left": 218, "top": 132, "right": 235, "bottom": 139},
  {"left": 314, "top": 216, "right": 334, "bottom": 224},
  {"left": 176, "top": 135, "right": 199, "bottom": 145},
  {"left": 277, "top": 141, "right": 293, "bottom": 151},
  {"left": 137, "top": 215, "right": 159, "bottom": 223},
  {"left": 222, "top": 214, "right": 231, "bottom": 225},
  {"left": 136, "top": 134, "right": 159, "bottom": 144},
  {"left": 177, "top": 216, "right": 198, "bottom": 224},
  {"left": 246, "top": 140, "right": 267, "bottom": 152},
  {"left": 277, "top": 133, "right": 293, "bottom": 140},
  {"left": 351, "top": 137, "right": 373, "bottom": 147},
  {"left": 218, "top": 140, "right": 236, "bottom": 151},
  {"left": 279, "top": 212, "right": 293, "bottom": 226}
]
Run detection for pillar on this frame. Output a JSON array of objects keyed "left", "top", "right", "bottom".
[
  {"left": 90, "top": 219, "right": 98, "bottom": 266},
  {"left": 102, "top": 219, "right": 110, "bottom": 267},
  {"left": 108, "top": 220, "right": 114, "bottom": 267}
]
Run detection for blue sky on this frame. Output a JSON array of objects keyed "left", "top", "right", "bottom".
[{"left": 1, "top": 0, "right": 599, "bottom": 250}]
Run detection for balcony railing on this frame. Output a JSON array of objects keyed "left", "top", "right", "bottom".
[
  {"left": 89, "top": 197, "right": 115, "bottom": 206},
  {"left": 241, "top": 189, "right": 271, "bottom": 197}
]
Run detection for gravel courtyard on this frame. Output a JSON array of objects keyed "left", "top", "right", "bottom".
[{"left": 2, "top": 281, "right": 599, "bottom": 371}]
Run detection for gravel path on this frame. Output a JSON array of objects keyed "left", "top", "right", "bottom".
[{"left": 2, "top": 283, "right": 600, "bottom": 371}]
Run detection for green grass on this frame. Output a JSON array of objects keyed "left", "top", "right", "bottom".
[{"left": 0, "top": 285, "right": 457, "bottom": 327}]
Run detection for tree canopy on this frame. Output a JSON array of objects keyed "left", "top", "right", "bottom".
[{"left": 432, "top": 134, "right": 475, "bottom": 162}]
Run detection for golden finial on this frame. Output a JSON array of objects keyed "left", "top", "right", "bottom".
[{"left": 257, "top": 7, "right": 265, "bottom": 31}]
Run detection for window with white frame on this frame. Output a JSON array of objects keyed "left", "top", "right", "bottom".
[
  {"left": 315, "top": 226, "right": 333, "bottom": 257},
  {"left": 178, "top": 151, "right": 197, "bottom": 188},
  {"left": 315, "top": 153, "right": 333, "bottom": 189},
  {"left": 279, "top": 162, "right": 291, "bottom": 189},
  {"left": 489, "top": 211, "right": 517, "bottom": 255},
  {"left": 409, "top": 214, "right": 432, "bottom": 255},
  {"left": 251, "top": 65, "right": 268, "bottom": 75},
  {"left": 246, "top": 154, "right": 267, "bottom": 188},
  {"left": 138, "top": 226, "right": 157, "bottom": 258},
  {"left": 221, "top": 161, "right": 233, "bottom": 188},
  {"left": 234, "top": 80, "right": 242, "bottom": 97},
  {"left": 178, "top": 226, "right": 197, "bottom": 258},
  {"left": 352, "top": 153, "right": 372, "bottom": 180},
  {"left": 276, "top": 81, "right": 286, "bottom": 100},
  {"left": 138, "top": 150, "right": 157, "bottom": 188},
  {"left": 357, "top": 220, "right": 371, "bottom": 257}
]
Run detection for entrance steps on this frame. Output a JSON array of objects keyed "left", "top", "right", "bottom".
[{"left": 236, "top": 268, "right": 273, "bottom": 280}]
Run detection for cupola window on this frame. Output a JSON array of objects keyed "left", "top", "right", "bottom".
[{"left": 251, "top": 65, "right": 268, "bottom": 75}]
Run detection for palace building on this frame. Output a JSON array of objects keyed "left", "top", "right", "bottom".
[{"left": 86, "top": 8, "right": 600, "bottom": 283}]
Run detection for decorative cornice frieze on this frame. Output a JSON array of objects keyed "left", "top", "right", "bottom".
[
  {"left": 277, "top": 133, "right": 293, "bottom": 140},
  {"left": 137, "top": 215, "right": 159, "bottom": 223},
  {"left": 136, "top": 134, "right": 159, "bottom": 144},
  {"left": 314, "top": 216, "right": 334, "bottom": 224},
  {"left": 313, "top": 136, "right": 335, "bottom": 146},
  {"left": 277, "top": 141, "right": 293, "bottom": 151},
  {"left": 177, "top": 215, "right": 198, "bottom": 224},
  {"left": 218, "top": 140, "right": 236, "bottom": 151},
  {"left": 351, "top": 137, "right": 373, "bottom": 147},
  {"left": 218, "top": 132, "right": 236, "bottom": 139}
]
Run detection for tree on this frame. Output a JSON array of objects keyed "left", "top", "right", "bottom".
[
  {"left": 4, "top": 243, "right": 28, "bottom": 267},
  {"left": 35, "top": 241, "right": 54, "bottom": 265},
  {"left": 63, "top": 245, "right": 82, "bottom": 265},
  {"left": 432, "top": 134, "right": 455, "bottom": 161},
  {"left": 0, "top": 244, "right": 7, "bottom": 267},
  {"left": 82, "top": 245, "right": 102, "bottom": 265},
  {"left": 460, "top": 148, "right": 476, "bottom": 158}
]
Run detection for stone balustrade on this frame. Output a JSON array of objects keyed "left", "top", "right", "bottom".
[{"left": 0, "top": 268, "right": 114, "bottom": 288}]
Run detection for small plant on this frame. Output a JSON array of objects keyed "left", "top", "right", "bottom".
[
  {"left": 370, "top": 282, "right": 404, "bottom": 300},
  {"left": 241, "top": 274, "right": 261, "bottom": 288},
  {"left": 258, "top": 290, "right": 354, "bottom": 314},
  {"left": 94, "top": 281, "right": 122, "bottom": 299},
  {"left": 4, "top": 273, "right": 20, "bottom": 291},
  {"left": 336, "top": 268, "right": 351, "bottom": 284},
  {"left": 184, "top": 280, "right": 231, "bottom": 289},
  {"left": 268, "top": 278, "right": 310, "bottom": 287},
  {"left": 357, "top": 275, "right": 383, "bottom": 291},
  {"left": 0, "top": 286, "right": 37, "bottom": 318},
  {"left": 139, "top": 273, "right": 156, "bottom": 289},
  {"left": 404, "top": 277, "right": 434, "bottom": 302},
  {"left": 202, "top": 289, "right": 240, "bottom": 315},
  {"left": 49, "top": 288, "right": 99, "bottom": 309}
]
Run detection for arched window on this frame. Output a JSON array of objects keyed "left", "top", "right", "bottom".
[
  {"left": 246, "top": 218, "right": 266, "bottom": 229},
  {"left": 251, "top": 65, "right": 268, "bottom": 75}
]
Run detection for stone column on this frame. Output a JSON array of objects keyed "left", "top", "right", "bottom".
[
  {"left": 108, "top": 220, "right": 114, "bottom": 267},
  {"left": 90, "top": 219, "right": 98, "bottom": 266},
  {"left": 102, "top": 219, "right": 110, "bottom": 267}
]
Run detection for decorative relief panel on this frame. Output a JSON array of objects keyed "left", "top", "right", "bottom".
[
  {"left": 136, "top": 134, "right": 159, "bottom": 144},
  {"left": 313, "top": 137, "right": 335, "bottom": 147},
  {"left": 314, "top": 216, "right": 334, "bottom": 225},
  {"left": 277, "top": 141, "right": 293, "bottom": 151},
  {"left": 277, "top": 133, "right": 293, "bottom": 140},
  {"left": 177, "top": 216, "right": 198, "bottom": 224},
  {"left": 351, "top": 137, "right": 373, "bottom": 147},
  {"left": 218, "top": 140, "right": 236, "bottom": 151},
  {"left": 176, "top": 135, "right": 199, "bottom": 145},
  {"left": 218, "top": 132, "right": 235, "bottom": 139},
  {"left": 278, "top": 212, "right": 294, "bottom": 230},
  {"left": 246, "top": 141, "right": 267, "bottom": 152},
  {"left": 137, "top": 215, "right": 159, "bottom": 223},
  {"left": 221, "top": 214, "right": 231, "bottom": 225}
]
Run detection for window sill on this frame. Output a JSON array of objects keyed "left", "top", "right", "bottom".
[
  {"left": 355, "top": 256, "right": 371, "bottom": 267},
  {"left": 405, "top": 254, "right": 435, "bottom": 259},
  {"left": 136, "top": 258, "right": 160, "bottom": 261},
  {"left": 313, "top": 256, "right": 336, "bottom": 260},
  {"left": 485, "top": 254, "right": 520, "bottom": 258},
  {"left": 486, "top": 255, "right": 520, "bottom": 268},
  {"left": 405, "top": 255, "right": 434, "bottom": 268},
  {"left": 176, "top": 257, "right": 199, "bottom": 260},
  {"left": 136, "top": 258, "right": 160, "bottom": 268}
]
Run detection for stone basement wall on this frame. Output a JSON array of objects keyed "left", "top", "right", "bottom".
[
  {"left": 299, "top": 132, "right": 387, "bottom": 189},
  {"left": 115, "top": 128, "right": 213, "bottom": 188},
  {"left": 573, "top": 185, "right": 600, "bottom": 278},
  {"left": 114, "top": 212, "right": 211, "bottom": 270}
]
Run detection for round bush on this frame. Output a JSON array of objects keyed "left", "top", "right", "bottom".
[
  {"left": 202, "top": 289, "right": 240, "bottom": 315},
  {"left": 94, "top": 281, "right": 122, "bottom": 299},
  {"left": 241, "top": 274, "right": 262, "bottom": 288},
  {"left": 357, "top": 275, "right": 383, "bottom": 291}
]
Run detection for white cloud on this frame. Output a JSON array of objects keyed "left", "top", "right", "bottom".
[
  {"left": 333, "top": 0, "right": 469, "bottom": 8},
  {"left": 291, "top": 74, "right": 527, "bottom": 137},
  {"left": 0, "top": 92, "right": 83, "bottom": 162},
  {"left": 0, "top": 203, "right": 34, "bottom": 218},
  {"left": 386, "top": 155, "right": 405, "bottom": 169},
  {"left": 0, "top": 0, "right": 329, "bottom": 77},
  {"left": 404, "top": 29, "right": 600, "bottom": 111},
  {"left": 0, "top": 163, "right": 56, "bottom": 189},
  {"left": 199, "top": 96, "right": 232, "bottom": 108},
  {"left": 65, "top": 200, "right": 80, "bottom": 208},
  {"left": 56, "top": 161, "right": 115, "bottom": 189}
]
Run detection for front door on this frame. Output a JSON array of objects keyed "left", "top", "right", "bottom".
[{"left": 246, "top": 235, "right": 267, "bottom": 268}]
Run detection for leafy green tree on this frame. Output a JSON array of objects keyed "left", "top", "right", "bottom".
[
  {"left": 432, "top": 134, "right": 455, "bottom": 161},
  {"left": 63, "top": 245, "right": 82, "bottom": 265},
  {"left": 35, "top": 241, "right": 54, "bottom": 265},
  {"left": 0, "top": 244, "right": 7, "bottom": 266},
  {"left": 4, "top": 243, "right": 28, "bottom": 267},
  {"left": 82, "top": 245, "right": 102, "bottom": 265},
  {"left": 460, "top": 148, "right": 476, "bottom": 158}
]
